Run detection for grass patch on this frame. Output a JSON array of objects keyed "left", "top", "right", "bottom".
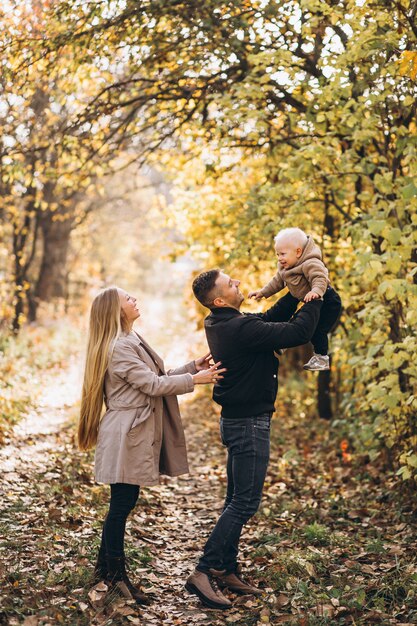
[
  {"left": 365, "top": 538, "right": 386, "bottom": 554},
  {"left": 127, "top": 545, "right": 153, "bottom": 567},
  {"left": 302, "top": 523, "right": 331, "bottom": 546}
]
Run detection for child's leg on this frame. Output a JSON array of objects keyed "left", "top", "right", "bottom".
[
  {"left": 269, "top": 292, "right": 299, "bottom": 355},
  {"left": 311, "top": 287, "right": 342, "bottom": 355},
  {"left": 272, "top": 291, "right": 299, "bottom": 322}
]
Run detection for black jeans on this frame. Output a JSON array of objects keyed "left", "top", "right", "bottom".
[
  {"left": 99, "top": 483, "right": 140, "bottom": 559},
  {"left": 277, "top": 287, "right": 342, "bottom": 355},
  {"left": 197, "top": 414, "right": 271, "bottom": 574}
]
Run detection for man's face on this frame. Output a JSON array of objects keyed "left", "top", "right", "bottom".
[{"left": 213, "top": 272, "right": 244, "bottom": 309}]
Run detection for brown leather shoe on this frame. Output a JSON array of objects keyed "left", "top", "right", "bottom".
[
  {"left": 185, "top": 569, "right": 232, "bottom": 609},
  {"left": 210, "top": 568, "right": 263, "bottom": 595}
]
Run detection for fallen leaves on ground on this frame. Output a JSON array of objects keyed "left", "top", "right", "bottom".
[{"left": 1, "top": 390, "right": 417, "bottom": 625}]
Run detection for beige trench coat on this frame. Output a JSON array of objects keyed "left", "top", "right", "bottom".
[{"left": 95, "top": 331, "right": 196, "bottom": 486}]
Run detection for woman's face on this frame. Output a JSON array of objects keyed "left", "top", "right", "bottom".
[{"left": 118, "top": 289, "right": 140, "bottom": 326}]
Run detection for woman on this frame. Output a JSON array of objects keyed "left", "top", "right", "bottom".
[{"left": 78, "top": 286, "right": 224, "bottom": 605}]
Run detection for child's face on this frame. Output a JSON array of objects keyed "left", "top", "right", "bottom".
[{"left": 275, "top": 240, "right": 303, "bottom": 269}]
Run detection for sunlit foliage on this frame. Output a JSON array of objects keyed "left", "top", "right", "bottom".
[{"left": 1, "top": 0, "right": 416, "bottom": 478}]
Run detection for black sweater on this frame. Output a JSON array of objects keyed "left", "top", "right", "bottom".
[{"left": 204, "top": 299, "right": 322, "bottom": 418}]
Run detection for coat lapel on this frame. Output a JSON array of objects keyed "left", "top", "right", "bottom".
[{"left": 134, "top": 332, "right": 165, "bottom": 373}]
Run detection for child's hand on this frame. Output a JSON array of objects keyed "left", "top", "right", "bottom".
[
  {"left": 248, "top": 290, "right": 264, "bottom": 301},
  {"left": 304, "top": 291, "right": 320, "bottom": 302}
]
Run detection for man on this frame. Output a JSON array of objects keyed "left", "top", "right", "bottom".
[{"left": 185, "top": 269, "right": 323, "bottom": 610}]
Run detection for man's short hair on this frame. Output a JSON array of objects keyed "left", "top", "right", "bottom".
[{"left": 192, "top": 269, "right": 221, "bottom": 309}]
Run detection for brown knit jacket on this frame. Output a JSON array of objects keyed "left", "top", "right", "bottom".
[{"left": 260, "top": 236, "right": 329, "bottom": 300}]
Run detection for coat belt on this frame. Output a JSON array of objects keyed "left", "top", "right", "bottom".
[{"left": 105, "top": 404, "right": 146, "bottom": 411}]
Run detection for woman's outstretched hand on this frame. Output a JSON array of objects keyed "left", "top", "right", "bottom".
[
  {"left": 192, "top": 361, "right": 226, "bottom": 385},
  {"left": 194, "top": 352, "right": 213, "bottom": 371}
]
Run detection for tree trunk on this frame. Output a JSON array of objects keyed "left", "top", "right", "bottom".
[
  {"left": 318, "top": 368, "right": 333, "bottom": 420},
  {"left": 11, "top": 200, "right": 39, "bottom": 333},
  {"left": 318, "top": 197, "right": 335, "bottom": 419},
  {"left": 29, "top": 214, "right": 73, "bottom": 320},
  {"left": 12, "top": 282, "right": 25, "bottom": 334},
  {"left": 12, "top": 250, "right": 28, "bottom": 333}
]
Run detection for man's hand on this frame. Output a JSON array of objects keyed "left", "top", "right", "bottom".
[
  {"left": 194, "top": 352, "right": 213, "bottom": 371},
  {"left": 304, "top": 291, "right": 320, "bottom": 302},
  {"left": 248, "top": 290, "right": 264, "bottom": 301}
]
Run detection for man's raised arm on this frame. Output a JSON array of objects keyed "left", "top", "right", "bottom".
[
  {"left": 239, "top": 300, "right": 323, "bottom": 351},
  {"left": 248, "top": 292, "right": 299, "bottom": 324}
]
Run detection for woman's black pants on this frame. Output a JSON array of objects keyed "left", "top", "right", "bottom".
[{"left": 99, "top": 483, "right": 140, "bottom": 559}]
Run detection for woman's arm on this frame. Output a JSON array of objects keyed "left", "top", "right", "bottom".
[
  {"left": 112, "top": 343, "right": 225, "bottom": 394},
  {"left": 168, "top": 351, "right": 214, "bottom": 376},
  {"left": 113, "top": 342, "right": 194, "bottom": 396},
  {"left": 167, "top": 361, "right": 197, "bottom": 376}
]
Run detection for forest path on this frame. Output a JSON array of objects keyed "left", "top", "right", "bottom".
[{"left": 0, "top": 355, "right": 81, "bottom": 476}]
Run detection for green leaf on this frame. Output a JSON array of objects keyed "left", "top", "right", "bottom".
[
  {"left": 383, "top": 227, "right": 402, "bottom": 245},
  {"left": 407, "top": 454, "right": 417, "bottom": 468},
  {"left": 396, "top": 466, "right": 412, "bottom": 480},
  {"left": 402, "top": 182, "right": 417, "bottom": 199},
  {"left": 367, "top": 220, "right": 386, "bottom": 236}
]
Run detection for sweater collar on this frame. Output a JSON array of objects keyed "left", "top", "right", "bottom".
[{"left": 208, "top": 306, "right": 242, "bottom": 318}]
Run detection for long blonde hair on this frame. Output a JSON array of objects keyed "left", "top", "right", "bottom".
[{"left": 78, "top": 286, "right": 127, "bottom": 450}]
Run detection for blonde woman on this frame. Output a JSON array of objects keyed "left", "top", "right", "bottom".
[{"left": 78, "top": 286, "right": 225, "bottom": 605}]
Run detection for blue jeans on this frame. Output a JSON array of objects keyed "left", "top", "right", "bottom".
[{"left": 197, "top": 414, "right": 271, "bottom": 574}]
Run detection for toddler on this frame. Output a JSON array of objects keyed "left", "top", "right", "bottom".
[{"left": 249, "top": 227, "right": 342, "bottom": 370}]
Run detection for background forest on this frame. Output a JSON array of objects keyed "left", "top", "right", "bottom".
[{"left": 2, "top": 0, "right": 416, "bottom": 477}]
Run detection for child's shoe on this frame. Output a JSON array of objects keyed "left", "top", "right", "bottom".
[{"left": 303, "top": 354, "right": 330, "bottom": 371}]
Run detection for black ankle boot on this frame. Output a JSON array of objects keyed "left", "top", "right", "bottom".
[{"left": 106, "top": 555, "right": 151, "bottom": 605}]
